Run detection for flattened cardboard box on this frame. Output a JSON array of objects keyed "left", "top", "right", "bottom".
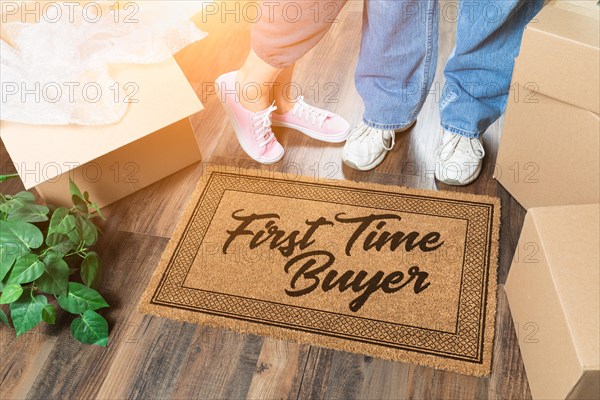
[
  {"left": 505, "top": 204, "right": 600, "bottom": 400},
  {"left": 0, "top": 57, "right": 203, "bottom": 208},
  {"left": 495, "top": 2, "right": 600, "bottom": 209}
]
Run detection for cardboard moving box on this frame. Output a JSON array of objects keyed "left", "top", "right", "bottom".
[
  {"left": 505, "top": 204, "right": 600, "bottom": 400},
  {"left": 1, "top": 57, "right": 203, "bottom": 208},
  {"left": 495, "top": 2, "right": 600, "bottom": 209}
]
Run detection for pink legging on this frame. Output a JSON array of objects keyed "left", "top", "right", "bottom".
[{"left": 251, "top": 0, "right": 348, "bottom": 68}]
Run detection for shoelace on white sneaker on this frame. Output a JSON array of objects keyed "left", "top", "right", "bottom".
[
  {"left": 291, "top": 96, "right": 331, "bottom": 128},
  {"left": 349, "top": 123, "right": 396, "bottom": 151},
  {"left": 251, "top": 103, "right": 278, "bottom": 148},
  {"left": 435, "top": 134, "right": 485, "bottom": 162}
]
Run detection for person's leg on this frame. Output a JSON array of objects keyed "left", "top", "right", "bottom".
[
  {"left": 240, "top": 0, "right": 347, "bottom": 112},
  {"left": 235, "top": 53, "right": 302, "bottom": 114},
  {"left": 440, "top": 0, "right": 544, "bottom": 137},
  {"left": 434, "top": 0, "right": 543, "bottom": 185},
  {"left": 235, "top": 49, "right": 283, "bottom": 112},
  {"left": 355, "top": 0, "right": 439, "bottom": 130},
  {"left": 217, "top": 0, "right": 350, "bottom": 164},
  {"left": 344, "top": 0, "right": 438, "bottom": 171},
  {"left": 271, "top": 63, "right": 295, "bottom": 115}
]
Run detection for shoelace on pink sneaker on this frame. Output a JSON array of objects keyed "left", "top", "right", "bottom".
[
  {"left": 349, "top": 123, "right": 396, "bottom": 151},
  {"left": 291, "top": 96, "right": 331, "bottom": 128},
  {"left": 251, "top": 103, "right": 278, "bottom": 148},
  {"left": 435, "top": 134, "right": 485, "bottom": 162}
]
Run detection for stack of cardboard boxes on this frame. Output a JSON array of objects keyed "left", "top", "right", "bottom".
[
  {"left": 499, "top": 2, "right": 600, "bottom": 399},
  {"left": 496, "top": 0, "right": 599, "bottom": 209}
]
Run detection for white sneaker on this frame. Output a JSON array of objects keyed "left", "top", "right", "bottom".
[
  {"left": 342, "top": 121, "right": 414, "bottom": 171},
  {"left": 434, "top": 131, "right": 485, "bottom": 185}
]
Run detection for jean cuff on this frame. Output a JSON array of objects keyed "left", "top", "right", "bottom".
[
  {"left": 440, "top": 123, "right": 482, "bottom": 139},
  {"left": 363, "top": 117, "right": 414, "bottom": 131}
]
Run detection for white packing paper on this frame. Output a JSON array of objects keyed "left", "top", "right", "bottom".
[{"left": 0, "top": 1, "right": 208, "bottom": 126}]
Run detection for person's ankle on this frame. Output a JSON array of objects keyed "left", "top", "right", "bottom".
[
  {"left": 239, "top": 97, "right": 271, "bottom": 113},
  {"left": 235, "top": 72, "right": 271, "bottom": 112}
]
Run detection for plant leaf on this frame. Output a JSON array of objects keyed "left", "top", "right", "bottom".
[
  {"left": 69, "top": 179, "right": 85, "bottom": 201},
  {"left": 0, "top": 245, "right": 19, "bottom": 281},
  {"left": 66, "top": 216, "right": 97, "bottom": 247},
  {"left": 72, "top": 195, "right": 88, "bottom": 214},
  {"left": 36, "top": 252, "right": 69, "bottom": 296},
  {"left": 71, "top": 309, "right": 108, "bottom": 347},
  {"left": 42, "top": 304, "right": 56, "bottom": 324},
  {"left": 0, "top": 284, "right": 23, "bottom": 304},
  {"left": 0, "top": 308, "right": 9, "bottom": 326},
  {"left": 7, "top": 254, "right": 45, "bottom": 285},
  {"left": 0, "top": 220, "right": 44, "bottom": 251},
  {"left": 12, "top": 192, "right": 35, "bottom": 202},
  {"left": 79, "top": 216, "right": 98, "bottom": 246},
  {"left": 57, "top": 282, "right": 109, "bottom": 314},
  {"left": 1, "top": 193, "right": 35, "bottom": 219},
  {"left": 7, "top": 203, "right": 50, "bottom": 223},
  {"left": 67, "top": 218, "right": 85, "bottom": 246},
  {"left": 0, "top": 173, "right": 19, "bottom": 183},
  {"left": 9, "top": 292, "right": 47, "bottom": 336},
  {"left": 49, "top": 208, "right": 76, "bottom": 235},
  {"left": 45, "top": 233, "right": 73, "bottom": 257},
  {"left": 70, "top": 179, "right": 88, "bottom": 214},
  {"left": 46, "top": 232, "right": 68, "bottom": 247},
  {"left": 81, "top": 251, "right": 99, "bottom": 287},
  {"left": 91, "top": 203, "right": 106, "bottom": 221}
]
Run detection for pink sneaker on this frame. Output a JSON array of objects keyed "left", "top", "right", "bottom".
[
  {"left": 271, "top": 96, "right": 350, "bottom": 143},
  {"left": 215, "top": 71, "right": 284, "bottom": 164}
]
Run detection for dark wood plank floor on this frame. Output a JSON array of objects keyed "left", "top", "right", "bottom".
[{"left": 0, "top": 2, "right": 531, "bottom": 399}]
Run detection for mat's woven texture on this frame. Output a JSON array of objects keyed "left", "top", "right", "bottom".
[{"left": 140, "top": 170, "right": 500, "bottom": 376}]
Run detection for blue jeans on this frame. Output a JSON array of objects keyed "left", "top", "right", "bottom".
[{"left": 355, "top": 0, "right": 544, "bottom": 138}]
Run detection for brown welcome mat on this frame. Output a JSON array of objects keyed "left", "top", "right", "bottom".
[{"left": 139, "top": 169, "right": 500, "bottom": 376}]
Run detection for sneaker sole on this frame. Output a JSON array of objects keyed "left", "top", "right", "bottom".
[
  {"left": 216, "top": 75, "right": 284, "bottom": 165},
  {"left": 435, "top": 163, "right": 482, "bottom": 186},
  {"left": 272, "top": 120, "right": 349, "bottom": 143},
  {"left": 342, "top": 150, "right": 388, "bottom": 171},
  {"left": 341, "top": 122, "right": 416, "bottom": 171}
]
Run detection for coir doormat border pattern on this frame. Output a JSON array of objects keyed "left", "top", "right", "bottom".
[{"left": 139, "top": 169, "right": 500, "bottom": 376}]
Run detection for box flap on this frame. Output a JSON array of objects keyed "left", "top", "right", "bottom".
[
  {"left": 530, "top": 204, "right": 600, "bottom": 369},
  {"left": 550, "top": 0, "right": 600, "bottom": 18},
  {"left": 0, "top": 57, "right": 203, "bottom": 189},
  {"left": 513, "top": 3, "right": 600, "bottom": 114}
]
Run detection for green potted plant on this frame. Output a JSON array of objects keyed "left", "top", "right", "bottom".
[{"left": 0, "top": 175, "right": 110, "bottom": 346}]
